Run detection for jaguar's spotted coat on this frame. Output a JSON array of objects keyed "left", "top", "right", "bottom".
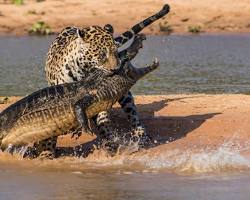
[{"left": 37, "top": 4, "right": 170, "bottom": 158}]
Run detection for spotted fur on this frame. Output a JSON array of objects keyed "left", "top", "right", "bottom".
[
  {"left": 46, "top": 26, "right": 120, "bottom": 85},
  {"left": 36, "top": 4, "right": 170, "bottom": 158}
]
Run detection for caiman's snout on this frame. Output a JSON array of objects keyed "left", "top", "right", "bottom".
[{"left": 133, "top": 58, "right": 159, "bottom": 81}]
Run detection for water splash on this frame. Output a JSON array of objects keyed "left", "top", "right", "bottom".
[
  {"left": 0, "top": 135, "right": 249, "bottom": 174},
  {"left": 134, "top": 145, "right": 250, "bottom": 173},
  {"left": 82, "top": 136, "right": 250, "bottom": 174}
]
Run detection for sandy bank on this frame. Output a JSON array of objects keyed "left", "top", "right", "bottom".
[
  {"left": 1, "top": 95, "right": 249, "bottom": 159},
  {"left": 0, "top": 0, "right": 250, "bottom": 36}
]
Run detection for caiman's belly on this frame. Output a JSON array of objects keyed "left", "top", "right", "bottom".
[
  {"left": 1, "top": 111, "right": 77, "bottom": 149},
  {"left": 86, "top": 99, "right": 116, "bottom": 118}
]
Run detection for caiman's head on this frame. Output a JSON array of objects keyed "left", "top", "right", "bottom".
[
  {"left": 121, "top": 58, "right": 159, "bottom": 82},
  {"left": 78, "top": 25, "right": 120, "bottom": 75}
]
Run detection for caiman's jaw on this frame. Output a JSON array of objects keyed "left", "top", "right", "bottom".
[
  {"left": 109, "top": 58, "right": 159, "bottom": 81},
  {"left": 125, "top": 58, "right": 160, "bottom": 81}
]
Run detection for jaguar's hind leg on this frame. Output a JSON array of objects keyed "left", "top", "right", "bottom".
[{"left": 33, "top": 136, "right": 57, "bottom": 159}]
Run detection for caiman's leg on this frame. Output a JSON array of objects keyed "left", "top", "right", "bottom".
[
  {"left": 31, "top": 96, "right": 93, "bottom": 159},
  {"left": 74, "top": 104, "right": 92, "bottom": 136},
  {"left": 72, "top": 95, "right": 94, "bottom": 138}
]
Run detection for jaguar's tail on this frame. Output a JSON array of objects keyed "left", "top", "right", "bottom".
[{"left": 114, "top": 4, "right": 170, "bottom": 46}]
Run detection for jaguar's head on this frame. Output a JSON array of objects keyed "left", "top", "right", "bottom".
[{"left": 78, "top": 25, "right": 120, "bottom": 75}]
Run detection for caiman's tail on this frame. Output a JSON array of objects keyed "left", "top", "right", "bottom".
[
  {"left": 132, "top": 58, "right": 160, "bottom": 81},
  {"left": 114, "top": 4, "right": 170, "bottom": 46}
]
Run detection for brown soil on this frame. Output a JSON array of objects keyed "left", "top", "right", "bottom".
[
  {"left": 0, "top": 0, "right": 250, "bottom": 36},
  {"left": 1, "top": 95, "right": 249, "bottom": 158}
]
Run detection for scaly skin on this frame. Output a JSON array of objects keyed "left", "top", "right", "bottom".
[
  {"left": 37, "top": 4, "right": 170, "bottom": 158},
  {"left": 0, "top": 59, "right": 159, "bottom": 152}
]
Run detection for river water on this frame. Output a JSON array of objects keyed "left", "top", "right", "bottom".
[
  {"left": 0, "top": 164, "right": 249, "bottom": 200},
  {"left": 0, "top": 140, "right": 250, "bottom": 200},
  {"left": 1, "top": 34, "right": 250, "bottom": 96},
  {"left": 0, "top": 35, "right": 250, "bottom": 199}
]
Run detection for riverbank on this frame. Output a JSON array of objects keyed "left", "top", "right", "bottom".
[
  {"left": 1, "top": 95, "right": 249, "bottom": 161},
  {"left": 0, "top": 0, "right": 250, "bottom": 36}
]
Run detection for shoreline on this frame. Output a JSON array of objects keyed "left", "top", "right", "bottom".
[
  {"left": 0, "top": 0, "right": 250, "bottom": 36},
  {"left": 1, "top": 32, "right": 250, "bottom": 38},
  {"left": 1, "top": 95, "right": 249, "bottom": 159}
]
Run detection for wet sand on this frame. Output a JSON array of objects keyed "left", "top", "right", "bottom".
[
  {"left": 0, "top": 0, "right": 250, "bottom": 36},
  {"left": 1, "top": 95, "right": 250, "bottom": 160}
]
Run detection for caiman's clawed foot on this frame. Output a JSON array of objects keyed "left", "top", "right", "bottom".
[{"left": 71, "top": 121, "right": 94, "bottom": 140}]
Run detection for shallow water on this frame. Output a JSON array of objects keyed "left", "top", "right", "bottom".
[
  {"left": 0, "top": 164, "right": 250, "bottom": 200},
  {"left": 1, "top": 34, "right": 250, "bottom": 96},
  {"left": 0, "top": 138, "right": 250, "bottom": 200},
  {"left": 1, "top": 34, "right": 250, "bottom": 199}
]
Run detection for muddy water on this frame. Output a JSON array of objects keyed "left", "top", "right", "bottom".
[
  {"left": 0, "top": 164, "right": 249, "bottom": 200},
  {"left": 0, "top": 138, "right": 250, "bottom": 200},
  {"left": 1, "top": 35, "right": 250, "bottom": 199}
]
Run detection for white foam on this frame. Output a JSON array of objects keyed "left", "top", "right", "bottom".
[
  {"left": 81, "top": 136, "right": 250, "bottom": 174},
  {"left": 136, "top": 147, "right": 250, "bottom": 173},
  {"left": 1, "top": 135, "right": 249, "bottom": 174}
]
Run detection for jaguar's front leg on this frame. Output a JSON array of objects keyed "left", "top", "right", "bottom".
[
  {"left": 93, "top": 111, "right": 120, "bottom": 153},
  {"left": 118, "top": 91, "right": 154, "bottom": 148}
]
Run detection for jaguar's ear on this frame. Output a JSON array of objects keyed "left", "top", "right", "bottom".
[{"left": 104, "top": 24, "right": 114, "bottom": 35}]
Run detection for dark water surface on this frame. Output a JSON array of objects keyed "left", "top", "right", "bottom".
[{"left": 1, "top": 34, "right": 250, "bottom": 96}]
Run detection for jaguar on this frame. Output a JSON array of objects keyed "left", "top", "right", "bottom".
[{"left": 35, "top": 4, "right": 170, "bottom": 158}]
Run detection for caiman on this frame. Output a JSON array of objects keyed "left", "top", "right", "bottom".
[{"left": 0, "top": 56, "right": 159, "bottom": 151}]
